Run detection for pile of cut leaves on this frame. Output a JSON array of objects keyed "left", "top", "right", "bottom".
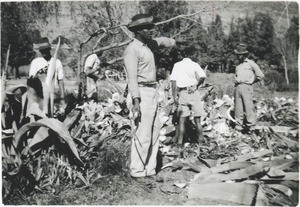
[{"left": 157, "top": 88, "right": 299, "bottom": 206}]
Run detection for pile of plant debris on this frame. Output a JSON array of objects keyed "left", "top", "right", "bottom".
[
  {"left": 2, "top": 81, "right": 298, "bottom": 206},
  {"left": 158, "top": 88, "right": 299, "bottom": 206}
]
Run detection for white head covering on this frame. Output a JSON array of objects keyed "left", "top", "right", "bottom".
[{"left": 29, "top": 57, "right": 48, "bottom": 77}]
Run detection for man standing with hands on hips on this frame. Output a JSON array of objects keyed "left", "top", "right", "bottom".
[
  {"left": 234, "top": 43, "right": 264, "bottom": 133},
  {"left": 123, "top": 14, "right": 176, "bottom": 179},
  {"left": 170, "top": 47, "right": 206, "bottom": 149}
]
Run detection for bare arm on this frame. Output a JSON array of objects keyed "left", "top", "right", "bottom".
[
  {"left": 196, "top": 77, "right": 205, "bottom": 88},
  {"left": 58, "top": 79, "right": 65, "bottom": 102}
]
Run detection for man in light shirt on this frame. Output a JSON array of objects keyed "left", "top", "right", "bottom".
[
  {"left": 84, "top": 51, "right": 104, "bottom": 100},
  {"left": 124, "top": 13, "right": 176, "bottom": 179},
  {"left": 234, "top": 43, "right": 264, "bottom": 133},
  {"left": 29, "top": 37, "right": 65, "bottom": 114},
  {"left": 170, "top": 47, "right": 206, "bottom": 148}
]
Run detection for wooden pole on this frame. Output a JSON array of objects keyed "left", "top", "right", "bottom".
[{"left": 1, "top": 44, "right": 11, "bottom": 108}]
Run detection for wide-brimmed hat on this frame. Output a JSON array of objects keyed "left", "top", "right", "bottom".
[
  {"left": 33, "top": 37, "right": 51, "bottom": 50},
  {"left": 234, "top": 43, "right": 249, "bottom": 55},
  {"left": 127, "top": 14, "right": 155, "bottom": 32}
]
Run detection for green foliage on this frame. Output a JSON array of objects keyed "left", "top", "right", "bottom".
[{"left": 1, "top": 2, "right": 38, "bottom": 68}]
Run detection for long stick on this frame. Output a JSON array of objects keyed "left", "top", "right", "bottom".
[{"left": 1, "top": 44, "right": 11, "bottom": 108}]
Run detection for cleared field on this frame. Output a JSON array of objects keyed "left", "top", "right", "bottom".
[{"left": 4, "top": 72, "right": 298, "bottom": 102}]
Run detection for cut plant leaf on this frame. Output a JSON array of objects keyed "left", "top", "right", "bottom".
[
  {"left": 188, "top": 182, "right": 258, "bottom": 205},
  {"left": 13, "top": 118, "right": 83, "bottom": 165},
  {"left": 235, "top": 149, "right": 272, "bottom": 161},
  {"left": 266, "top": 184, "right": 293, "bottom": 197}
]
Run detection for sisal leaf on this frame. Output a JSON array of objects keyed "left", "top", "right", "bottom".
[
  {"left": 197, "top": 162, "right": 269, "bottom": 183},
  {"left": 13, "top": 118, "right": 83, "bottom": 165},
  {"left": 266, "top": 184, "right": 293, "bottom": 197},
  {"left": 188, "top": 182, "right": 258, "bottom": 205},
  {"left": 27, "top": 127, "right": 49, "bottom": 149},
  {"left": 235, "top": 149, "right": 272, "bottom": 161}
]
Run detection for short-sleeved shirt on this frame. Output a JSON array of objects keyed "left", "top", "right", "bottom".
[
  {"left": 84, "top": 54, "right": 100, "bottom": 72},
  {"left": 84, "top": 54, "right": 101, "bottom": 94},
  {"left": 170, "top": 58, "right": 206, "bottom": 88},
  {"left": 235, "top": 58, "right": 264, "bottom": 85},
  {"left": 29, "top": 57, "right": 64, "bottom": 86}
]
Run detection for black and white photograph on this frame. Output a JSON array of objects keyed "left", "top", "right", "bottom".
[{"left": 1, "top": 0, "right": 299, "bottom": 205}]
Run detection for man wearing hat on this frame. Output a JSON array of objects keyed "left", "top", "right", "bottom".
[
  {"left": 124, "top": 14, "right": 176, "bottom": 179},
  {"left": 234, "top": 43, "right": 264, "bottom": 132},
  {"left": 29, "top": 37, "right": 66, "bottom": 114}
]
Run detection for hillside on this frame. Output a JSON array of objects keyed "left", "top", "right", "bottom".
[
  {"left": 187, "top": 1, "right": 299, "bottom": 35},
  {"left": 2, "top": 1, "right": 298, "bottom": 49},
  {"left": 1, "top": 1, "right": 299, "bottom": 82}
]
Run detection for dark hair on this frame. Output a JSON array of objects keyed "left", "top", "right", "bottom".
[{"left": 27, "top": 77, "right": 43, "bottom": 98}]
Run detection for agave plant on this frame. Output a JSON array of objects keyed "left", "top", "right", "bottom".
[{"left": 1, "top": 77, "right": 87, "bottom": 199}]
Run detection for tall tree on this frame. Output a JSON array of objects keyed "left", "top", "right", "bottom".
[
  {"left": 274, "top": 16, "right": 299, "bottom": 86},
  {"left": 207, "top": 14, "right": 226, "bottom": 72},
  {"left": 1, "top": 2, "right": 37, "bottom": 76},
  {"left": 252, "top": 12, "right": 277, "bottom": 62}
]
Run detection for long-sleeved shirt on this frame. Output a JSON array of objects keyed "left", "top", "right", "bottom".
[
  {"left": 235, "top": 58, "right": 264, "bottom": 85},
  {"left": 123, "top": 37, "right": 175, "bottom": 99}
]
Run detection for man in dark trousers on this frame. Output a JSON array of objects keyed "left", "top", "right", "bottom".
[
  {"left": 234, "top": 43, "right": 264, "bottom": 133},
  {"left": 124, "top": 14, "right": 176, "bottom": 179}
]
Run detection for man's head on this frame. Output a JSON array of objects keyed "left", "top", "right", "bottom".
[
  {"left": 35, "top": 37, "right": 52, "bottom": 61},
  {"left": 175, "top": 44, "right": 198, "bottom": 62},
  {"left": 127, "top": 14, "right": 155, "bottom": 39},
  {"left": 234, "top": 43, "right": 249, "bottom": 63},
  {"left": 96, "top": 50, "right": 103, "bottom": 58}
]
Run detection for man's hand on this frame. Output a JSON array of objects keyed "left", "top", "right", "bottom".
[
  {"left": 57, "top": 99, "right": 66, "bottom": 114},
  {"left": 132, "top": 98, "right": 141, "bottom": 119},
  {"left": 187, "top": 85, "right": 197, "bottom": 94}
]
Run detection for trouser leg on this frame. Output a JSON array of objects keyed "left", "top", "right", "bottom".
[
  {"left": 234, "top": 86, "right": 244, "bottom": 127},
  {"left": 145, "top": 109, "right": 161, "bottom": 176},
  {"left": 242, "top": 85, "right": 256, "bottom": 127},
  {"left": 130, "top": 87, "right": 158, "bottom": 177}
]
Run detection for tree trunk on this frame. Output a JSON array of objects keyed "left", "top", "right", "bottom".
[{"left": 282, "top": 55, "right": 289, "bottom": 86}]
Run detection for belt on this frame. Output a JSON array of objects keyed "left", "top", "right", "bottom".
[
  {"left": 178, "top": 85, "right": 197, "bottom": 91},
  {"left": 235, "top": 82, "right": 253, "bottom": 86},
  {"left": 138, "top": 82, "right": 157, "bottom": 88},
  {"left": 178, "top": 87, "right": 188, "bottom": 91}
]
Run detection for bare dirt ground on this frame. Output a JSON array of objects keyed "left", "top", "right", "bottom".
[{"left": 3, "top": 72, "right": 299, "bottom": 205}]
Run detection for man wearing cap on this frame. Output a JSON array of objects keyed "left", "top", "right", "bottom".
[
  {"left": 124, "top": 13, "right": 176, "bottom": 179},
  {"left": 29, "top": 37, "right": 66, "bottom": 114},
  {"left": 234, "top": 43, "right": 264, "bottom": 132},
  {"left": 170, "top": 47, "right": 206, "bottom": 149}
]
